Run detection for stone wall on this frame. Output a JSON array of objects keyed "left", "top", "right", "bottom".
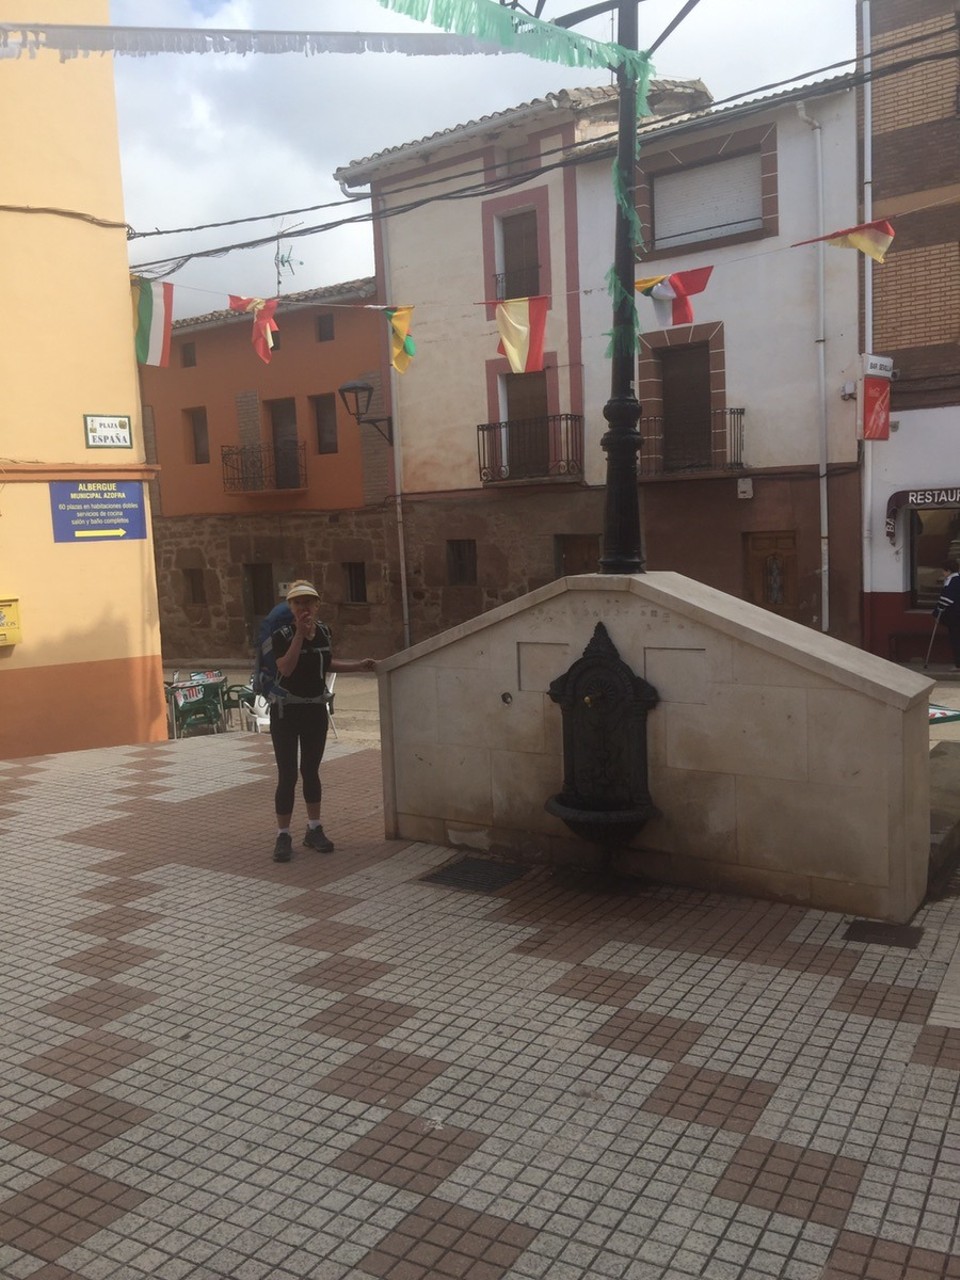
[
  {"left": 153, "top": 476, "right": 859, "bottom": 663},
  {"left": 402, "top": 485, "right": 607, "bottom": 643},
  {"left": 152, "top": 485, "right": 607, "bottom": 661},
  {"left": 153, "top": 508, "right": 402, "bottom": 661}
]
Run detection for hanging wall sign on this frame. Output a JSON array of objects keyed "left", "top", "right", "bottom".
[
  {"left": 862, "top": 377, "right": 891, "bottom": 440},
  {"left": 84, "top": 415, "right": 133, "bottom": 449}
]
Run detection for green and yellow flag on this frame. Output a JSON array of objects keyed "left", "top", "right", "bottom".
[{"left": 386, "top": 306, "right": 416, "bottom": 373}]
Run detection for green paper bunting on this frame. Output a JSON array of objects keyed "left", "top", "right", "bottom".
[
  {"left": 375, "top": 0, "right": 652, "bottom": 80},
  {"left": 612, "top": 158, "right": 644, "bottom": 250},
  {"left": 604, "top": 265, "right": 640, "bottom": 359}
]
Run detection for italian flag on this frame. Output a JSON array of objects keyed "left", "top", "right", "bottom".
[
  {"left": 635, "top": 266, "right": 713, "bottom": 327},
  {"left": 496, "top": 295, "right": 548, "bottom": 374},
  {"left": 132, "top": 278, "right": 173, "bottom": 367},
  {"left": 792, "top": 219, "right": 895, "bottom": 263}
]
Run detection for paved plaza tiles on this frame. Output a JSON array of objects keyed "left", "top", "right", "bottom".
[{"left": 1, "top": 733, "right": 960, "bottom": 1280}]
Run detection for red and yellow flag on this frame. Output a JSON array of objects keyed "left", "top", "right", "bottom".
[
  {"left": 495, "top": 295, "right": 548, "bottom": 373},
  {"left": 229, "top": 295, "right": 279, "bottom": 363},
  {"left": 792, "top": 219, "right": 895, "bottom": 263}
]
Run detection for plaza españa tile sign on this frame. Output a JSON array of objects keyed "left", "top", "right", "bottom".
[
  {"left": 83, "top": 414, "right": 133, "bottom": 448},
  {"left": 49, "top": 480, "right": 147, "bottom": 542}
]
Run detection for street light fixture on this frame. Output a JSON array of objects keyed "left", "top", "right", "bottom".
[{"left": 337, "top": 379, "right": 393, "bottom": 444}]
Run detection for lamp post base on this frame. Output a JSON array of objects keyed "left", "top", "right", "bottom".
[{"left": 599, "top": 392, "right": 644, "bottom": 575}]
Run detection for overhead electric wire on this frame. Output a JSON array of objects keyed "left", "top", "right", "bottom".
[
  {"left": 128, "top": 26, "right": 941, "bottom": 246},
  {"left": 3, "top": 25, "right": 949, "bottom": 273},
  {"left": 129, "top": 39, "right": 957, "bottom": 277}
]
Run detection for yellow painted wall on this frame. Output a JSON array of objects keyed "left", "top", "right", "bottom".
[{"left": 0, "top": 0, "right": 167, "bottom": 757}]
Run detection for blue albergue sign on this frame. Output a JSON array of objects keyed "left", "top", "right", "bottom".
[{"left": 50, "top": 480, "right": 147, "bottom": 543}]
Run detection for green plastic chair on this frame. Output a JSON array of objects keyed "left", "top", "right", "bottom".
[{"left": 172, "top": 681, "right": 225, "bottom": 737}]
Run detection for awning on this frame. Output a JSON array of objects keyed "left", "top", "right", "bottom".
[{"left": 885, "top": 488, "right": 960, "bottom": 542}]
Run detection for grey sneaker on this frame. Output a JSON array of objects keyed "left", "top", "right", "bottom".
[
  {"left": 303, "top": 825, "right": 334, "bottom": 853},
  {"left": 273, "top": 832, "right": 293, "bottom": 863}
]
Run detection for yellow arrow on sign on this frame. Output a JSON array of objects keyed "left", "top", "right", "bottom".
[{"left": 75, "top": 528, "right": 127, "bottom": 538}]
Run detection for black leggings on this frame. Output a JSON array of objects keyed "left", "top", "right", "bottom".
[{"left": 269, "top": 704, "right": 329, "bottom": 816}]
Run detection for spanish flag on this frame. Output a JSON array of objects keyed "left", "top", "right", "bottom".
[
  {"left": 792, "top": 219, "right": 895, "bottom": 263},
  {"left": 496, "top": 295, "right": 548, "bottom": 374},
  {"left": 635, "top": 266, "right": 713, "bottom": 327},
  {"left": 229, "top": 295, "right": 279, "bottom": 363}
]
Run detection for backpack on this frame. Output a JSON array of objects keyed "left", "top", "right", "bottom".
[
  {"left": 252, "top": 604, "right": 335, "bottom": 710},
  {"left": 253, "top": 603, "right": 294, "bottom": 700}
]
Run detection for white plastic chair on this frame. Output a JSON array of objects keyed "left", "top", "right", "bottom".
[{"left": 245, "top": 694, "right": 271, "bottom": 733}]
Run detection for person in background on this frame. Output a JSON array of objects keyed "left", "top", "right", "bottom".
[
  {"left": 933, "top": 559, "right": 960, "bottom": 669},
  {"left": 269, "top": 579, "right": 375, "bottom": 863}
]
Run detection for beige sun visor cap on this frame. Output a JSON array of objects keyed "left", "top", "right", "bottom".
[{"left": 285, "top": 582, "right": 319, "bottom": 601}]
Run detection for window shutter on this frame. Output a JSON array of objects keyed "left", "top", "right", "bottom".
[{"left": 654, "top": 152, "right": 762, "bottom": 249}]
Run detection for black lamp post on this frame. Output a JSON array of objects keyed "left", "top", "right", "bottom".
[
  {"left": 338, "top": 379, "right": 393, "bottom": 444},
  {"left": 554, "top": 0, "right": 644, "bottom": 574},
  {"left": 599, "top": 0, "right": 644, "bottom": 574}
]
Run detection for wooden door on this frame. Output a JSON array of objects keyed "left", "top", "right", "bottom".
[
  {"left": 744, "top": 532, "right": 799, "bottom": 619},
  {"left": 505, "top": 371, "right": 549, "bottom": 479},
  {"left": 268, "top": 398, "right": 300, "bottom": 489},
  {"left": 660, "top": 344, "right": 711, "bottom": 470}
]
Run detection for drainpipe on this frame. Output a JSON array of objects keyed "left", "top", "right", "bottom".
[
  {"left": 861, "top": 0, "right": 875, "bottom": 651},
  {"left": 797, "top": 100, "right": 830, "bottom": 633},
  {"left": 375, "top": 189, "right": 412, "bottom": 650}
]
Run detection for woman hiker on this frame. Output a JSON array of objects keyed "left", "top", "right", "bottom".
[{"left": 269, "top": 580, "right": 376, "bottom": 863}]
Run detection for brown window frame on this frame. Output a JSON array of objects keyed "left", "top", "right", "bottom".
[
  {"left": 638, "top": 322, "right": 729, "bottom": 473},
  {"left": 636, "top": 124, "right": 778, "bottom": 262},
  {"left": 446, "top": 539, "right": 478, "bottom": 586},
  {"left": 344, "top": 561, "right": 367, "bottom": 604},
  {"left": 185, "top": 406, "right": 209, "bottom": 464},
  {"left": 310, "top": 392, "right": 339, "bottom": 454}
]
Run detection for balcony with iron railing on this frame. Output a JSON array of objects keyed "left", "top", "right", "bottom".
[
  {"left": 638, "top": 409, "right": 745, "bottom": 476},
  {"left": 221, "top": 442, "right": 307, "bottom": 493},
  {"left": 493, "top": 265, "right": 541, "bottom": 301},
  {"left": 477, "top": 414, "right": 583, "bottom": 484}
]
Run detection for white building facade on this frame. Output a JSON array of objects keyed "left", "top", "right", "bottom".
[{"left": 336, "top": 76, "right": 864, "bottom": 645}]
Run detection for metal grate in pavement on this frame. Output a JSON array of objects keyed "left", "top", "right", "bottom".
[
  {"left": 843, "top": 920, "right": 923, "bottom": 949},
  {"left": 421, "top": 855, "right": 528, "bottom": 893}
]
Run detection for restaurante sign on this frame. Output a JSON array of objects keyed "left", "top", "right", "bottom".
[{"left": 885, "top": 488, "right": 960, "bottom": 541}]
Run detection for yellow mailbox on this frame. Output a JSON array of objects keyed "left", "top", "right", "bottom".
[{"left": 0, "top": 598, "right": 22, "bottom": 645}]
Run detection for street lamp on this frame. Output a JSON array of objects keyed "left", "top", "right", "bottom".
[{"left": 337, "top": 380, "right": 393, "bottom": 444}]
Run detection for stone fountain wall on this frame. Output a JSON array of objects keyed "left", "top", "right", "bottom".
[{"left": 377, "top": 573, "right": 934, "bottom": 922}]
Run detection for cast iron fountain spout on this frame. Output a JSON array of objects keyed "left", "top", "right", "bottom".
[{"left": 545, "top": 622, "right": 659, "bottom": 848}]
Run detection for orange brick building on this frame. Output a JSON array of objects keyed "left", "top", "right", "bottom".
[{"left": 139, "top": 279, "right": 404, "bottom": 661}]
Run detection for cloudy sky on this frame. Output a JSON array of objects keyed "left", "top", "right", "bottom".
[{"left": 110, "top": 0, "right": 857, "bottom": 317}]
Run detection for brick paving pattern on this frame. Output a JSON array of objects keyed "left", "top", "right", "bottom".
[{"left": 1, "top": 733, "right": 960, "bottom": 1278}]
